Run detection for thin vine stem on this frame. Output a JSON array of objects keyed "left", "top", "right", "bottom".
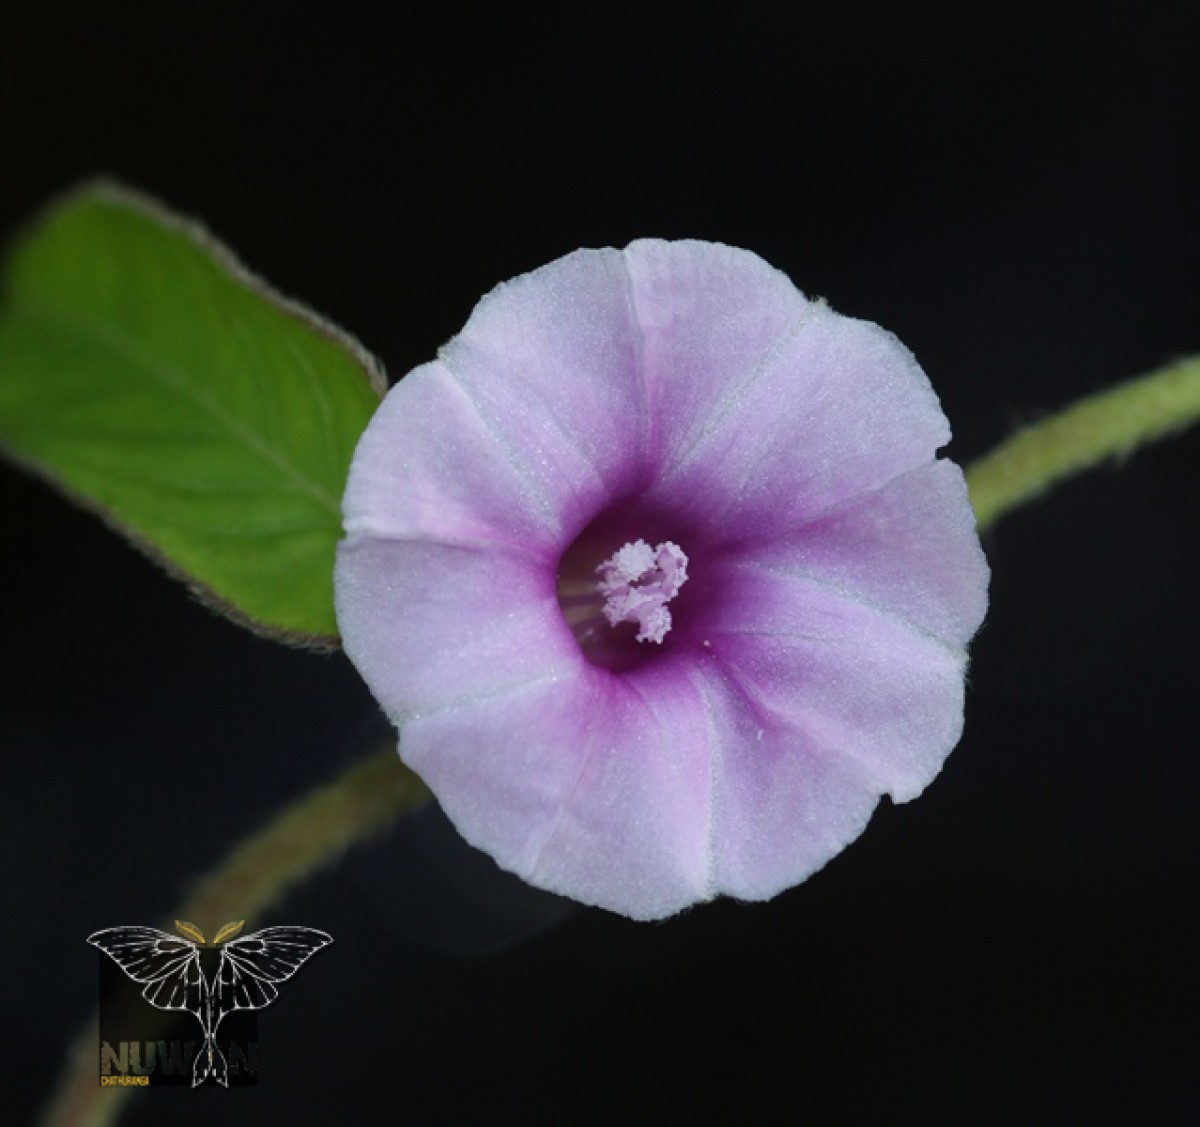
[
  {"left": 39, "top": 748, "right": 428, "bottom": 1127},
  {"left": 966, "top": 355, "right": 1200, "bottom": 531}
]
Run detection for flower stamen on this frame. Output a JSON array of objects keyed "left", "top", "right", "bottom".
[{"left": 595, "top": 539, "right": 688, "bottom": 644}]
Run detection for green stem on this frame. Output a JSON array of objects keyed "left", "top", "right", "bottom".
[
  {"left": 965, "top": 355, "right": 1200, "bottom": 531},
  {"left": 39, "top": 748, "right": 428, "bottom": 1127}
]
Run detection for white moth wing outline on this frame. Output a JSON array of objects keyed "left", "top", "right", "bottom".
[
  {"left": 213, "top": 926, "right": 333, "bottom": 1014},
  {"left": 87, "top": 926, "right": 206, "bottom": 1017}
]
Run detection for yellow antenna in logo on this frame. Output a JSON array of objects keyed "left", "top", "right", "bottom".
[
  {"left": 172, "top": 919, "right": 245, "bottom": 945},
  {"left": 213, "top": 920, "right": 246, "bottom": 945},
  {"left": 174, "top": 920, "right": 207, "bottom": 945}
]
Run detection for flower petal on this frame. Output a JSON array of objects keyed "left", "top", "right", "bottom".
[
  {"left": 623, "top": 239, "right": 812, "bottom": 472},
  {"left": 651, "top": 303, "right": 952, "bottom": 536},
  {"left": 341, "top": 360, "right": 564, "bottom": 555},
  {"left": 704, "top": 560, "right": 969, "bottom": 803},
  {"left": 686, "top": 663, "right": 881, "bottom": 903},
  {"left": 438, "top": 248, "right": 648, "bottom": 542},
  {"left": 738, "top": 460, "right": 989, "bottom": 648},
  {"left": 400, "top": 663, "right": 716, "bottom": 921},
  {"left": 334, "top": 538, "right": 578, "bottom": 720}
]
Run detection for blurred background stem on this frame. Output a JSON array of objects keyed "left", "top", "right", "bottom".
[{"left": 39, "top": 750, "right": 427, "bottom": 1127}]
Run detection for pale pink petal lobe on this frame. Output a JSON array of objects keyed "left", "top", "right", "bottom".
[
  {"left": 740, "top": 460, "right": 989, "bottom": 648},
  {"left": 341, "top": 360, "right": 561, "bottom": 556},
  {"left": 653, "top": 308, "right": 952, "bottom": 536},
  {"left": 688, "top": 663, "right": 881, "bottom": 903},
  {"left": 335, "top": 538, "right": 578, "bottom": 721},
  {"left": 440, "top": 248, "right": 649, "bottom": 541},
  {"left": 401, "top": 665, "right": 713, "bottom": 921},
  {"left": 701, "top": 560, "right": 968, "bottom": 803},
  {"left": 623, "top": 240, "right": 811, "bottom": 471}
]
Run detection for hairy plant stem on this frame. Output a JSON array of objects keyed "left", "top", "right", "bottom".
[
  {"left": 41, "top": 353, "right": 1200, "bottom": 1127},
  {"left": 966, "top": 355, "right": 1200, "bottom": 532}
]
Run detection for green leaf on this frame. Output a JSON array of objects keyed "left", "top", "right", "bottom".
[{"left": 0, "top": 181, "right": 385, "bottom": 645}]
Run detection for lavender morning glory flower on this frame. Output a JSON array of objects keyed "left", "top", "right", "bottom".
[{"left": 335, "top": 240, "right": 989, "bottom": 921}]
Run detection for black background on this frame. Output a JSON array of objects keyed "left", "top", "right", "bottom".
[{"left": 3, "top": 4, "right": 1199, "bottom": 1124}]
